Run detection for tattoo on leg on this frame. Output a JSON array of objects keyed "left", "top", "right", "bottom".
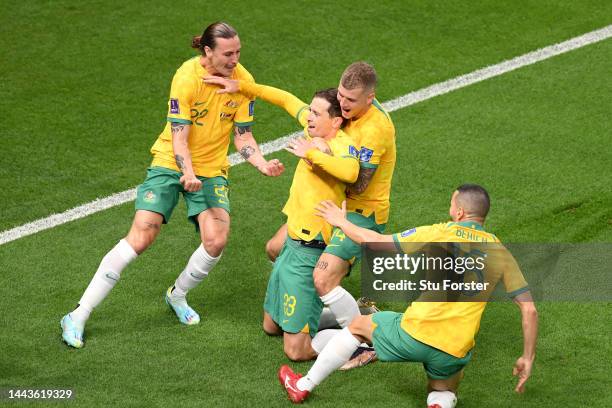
[
  {"left": 316, "top": 260, "right": 328, "bottom": 270},
  {"left": 239, "top": 145, "right": 256, "bottom": 160},
  {"left": 175, "top": 154, "right": 185, "bottom": 171}
]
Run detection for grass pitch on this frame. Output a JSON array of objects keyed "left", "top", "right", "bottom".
[{"left": 1, "top": 1, "right": 611, "bottom": 407}]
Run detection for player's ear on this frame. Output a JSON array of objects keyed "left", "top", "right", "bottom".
[
  {"left": 332, "top": 116, "right": 343, "bottom": 129},
  {"left": 366, "top": 90, "right": 375, "bottom": 105},
  {"left": 203, "top": 46, "right": 213, "bottom": 58}
]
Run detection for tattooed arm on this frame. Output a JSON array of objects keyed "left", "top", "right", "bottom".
[
  {"left": 348, "top": 167, "right": 377, "bottom": 195},
  {"left": 171, "top": 122, "right": 202, "bottom": 192},
  {"left": 233, "top": 125, "right": 285, "bottom": 177}
]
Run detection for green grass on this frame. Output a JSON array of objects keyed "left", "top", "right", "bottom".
[{"left": 1, "top": 1, "right": 611, "bottom": 407}]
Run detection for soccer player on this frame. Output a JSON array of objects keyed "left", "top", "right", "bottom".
[
  {"left": 279, "top": 185, "right": 538, "bottom": 407},
  {"left": 205, "top": 75, "right": 360, "bottom": 360},
  {"left": 264, "top": 62, "right": 396, "bottom": 329},
  {"left": 60, "top": 22, "right": 285, "bottom": 348}
]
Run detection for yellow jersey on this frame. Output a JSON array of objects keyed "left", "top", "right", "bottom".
[
  {"left": 344, "top": 101, "right": 396, "bottom": 224},
  {"left": 239, "top": 81, "right": 359, "bottom": 242},
  {"left": 150, "top": 57, "right": 255, "bottom": 177},
  {"left": 393, "top": 221, "right": 529, "bottom": 358}
]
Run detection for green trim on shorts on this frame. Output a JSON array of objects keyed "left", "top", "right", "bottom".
[
  {"left": 135, "top": 166, "right": 230, "bottom": 230},
  {"left": 372, "top": 311, "right": 472, "bottom": 379},
  {"left": 263, "top": 237, "right": 324, "bottom": 337},
  {"left": 324, "top": 212, "right": 385, "bottom": 261}
]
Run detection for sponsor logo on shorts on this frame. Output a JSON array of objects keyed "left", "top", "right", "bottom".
[
  {"left": 400, "top": 228, "right": 416, "bottom": 237},
  {"left": 169, "top": 98, "right": 180, "bottom": 114},
  {"left": 248, "top": 100, "right": 255, "bottom": 116},
  {"left": 359, "top": 147, "right": 374, "bottom": 162},
  {"left": 143, "top": 190, "right": 157, "bottom": 203}
]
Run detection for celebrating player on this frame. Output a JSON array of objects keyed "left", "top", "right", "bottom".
[
  {"left": 278, "top": 184, "right": 539, "bottom": 407},
  {"left": 60, "top": 22, "right": 284, "bottom": 348},
  {"left": 205, "top": 75, "right": 360, "bottom": 360}
]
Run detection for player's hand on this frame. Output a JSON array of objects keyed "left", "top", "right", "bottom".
[
  {"left": 315, "top": 200, "right": 347, "bottom": 227},
  {"left": 285, "top": 137, "right": 316, "bottom": 159},
  {"left": 180, "top": 174, "right": 202, "bottom": 192},
  {"left": 512, "top": 356, "right": 534, "bottom": 393},
  {"left": 258, "top": 159, "right": 285, "bottom": 177},
  {"left": 203, "top": 76, "right": 239, "bottom": 94}
]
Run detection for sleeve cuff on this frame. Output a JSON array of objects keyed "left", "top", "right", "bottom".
[
  {"left": 167, "top": 118, "right": 192, "bottom": 124},
  {"left": 360, "top": 162, "right": 378, "bottom": 169}
]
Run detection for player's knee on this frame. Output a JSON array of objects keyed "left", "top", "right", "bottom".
[
  {"left": 283, "top": 343, "right": 311, "bottom": 362},
  {"left": 313, "top": 270, "right": 334, "bottom": 296},
  {"left": 203, "top": 234, "right": 227, "bottom": 257},
  {"left": 127, "top": 222, "right": 159, "bottom": 254}
]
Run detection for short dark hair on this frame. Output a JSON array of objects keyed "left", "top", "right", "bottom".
[
  {"left": 313, "top": 88, "right": 344, "bottom": 120},
  {"left": 455, "top": 184, "right": 490, "bottom": 218},
  {"left": 192, "top": 21, "right": 238, "bottom": 51},
  {"left": 340, "top": 61, "right": 377, "bottom": 91}
]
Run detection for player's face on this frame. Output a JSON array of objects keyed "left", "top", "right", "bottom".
[
  {"left": 337, "top": 84, "right": 374, "bottom": 120},
  {"left": 307, "top": 97, "right": 335, "bottom": 138},
  {"left": 205, "top": 36, "right": 241, "bottom": 77}
]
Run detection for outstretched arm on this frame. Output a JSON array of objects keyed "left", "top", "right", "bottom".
[
  {"left": 233, "top": 125, "right": 285, "bottom": 177},
  {"left": 204, "top": 77, "right": 309, "bottom": 127},
  {"left": 512, "top": 291, "right": 538, "bottom": 393},
  {"left": 316, "top": 200, "right": 393, "bottom": 243}
]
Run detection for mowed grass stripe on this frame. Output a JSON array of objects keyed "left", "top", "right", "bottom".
[{"left": 1, "top": 24, "right": 611, "bottom": 246}]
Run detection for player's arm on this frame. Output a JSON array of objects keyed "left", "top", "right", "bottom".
[
  {"left": 286, "top": 139, "right": 359, "bottom": 183},
  {"left": 316, "top": 200, "right": 393, "bottom": 243},
  {"left": 233, "top": 125, "right": 285, "bottom": 177},
  {"left": 171, "top": 122, "right": 202, "bottom": 192},
  {"left": 204, "top": 77, "right": 309, "bottom": 126},
  {"left": 349, "top": 166, "right": 377, "bottom": 194},
  {"left": 512, "top": 291, "right": 538, "bottom": 393}
]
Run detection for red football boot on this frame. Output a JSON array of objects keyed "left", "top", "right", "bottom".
[{"left": 278, "top": 365, "right": 310, "bottom": 403}]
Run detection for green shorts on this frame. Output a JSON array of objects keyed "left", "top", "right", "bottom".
[
  {"left": 263, "top": 237, "right": 324, "bottom": 337},
  {"left": 324, "top": 212, "right": 385, "bottom": 262},
  {"left": 135, "top": 166, "right": 230, "bottom": 227},
  {"left": 372, "top": 311, "right": 472, "bottom": 379}
]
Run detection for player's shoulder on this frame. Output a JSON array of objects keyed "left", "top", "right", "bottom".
[
  {"left": 172, "top": 57, "right": 202, "bottom": 86},
  {"left": 330, "top": 130, "right": 358, "bottom": 157},
  {"left": 233, "top": 63, "right": 255, "bottom": 82},
  {"left": 360, "top": 102, "right": 395, "bottom": 139}
]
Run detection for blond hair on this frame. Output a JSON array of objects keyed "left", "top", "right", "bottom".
[{"left": 340, "top": 61, "right": 377, "bottom": 91}]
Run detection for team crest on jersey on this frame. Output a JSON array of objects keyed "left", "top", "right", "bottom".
[
  {"left": 400, "top": 228, "right": 416, "bottom": 237},
  {"left": 248, "top": 100, "right": 255, "bottom": 116},
  {"left": 349, "top": 145, "right": 359, "bottom": 158},
  {"left": 143, "top": 190, "right": 157, "bottom": 203},
  {"left": 359, "top": 147, "right": 374, "bottom": 162},
  {"left": 169, "top": 98, "right": 180, "bottom": 114},
  {"left": 219, "top": 112, "right": 233, "bottom": 120},
  {"left": 224, "top": 100, "right": 239, "bottom": 108}
]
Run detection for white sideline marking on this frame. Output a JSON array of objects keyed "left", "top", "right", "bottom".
[{"left": 1, "top": 24, "right": 611, "bottom": 246}]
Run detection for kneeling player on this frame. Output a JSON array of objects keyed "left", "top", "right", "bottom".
[
  {"left": 205, "top": 76, "right": 361, "bottom": 360},
  {"left": 279, "top": 185, "right": 538, "bottom": 407}
]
